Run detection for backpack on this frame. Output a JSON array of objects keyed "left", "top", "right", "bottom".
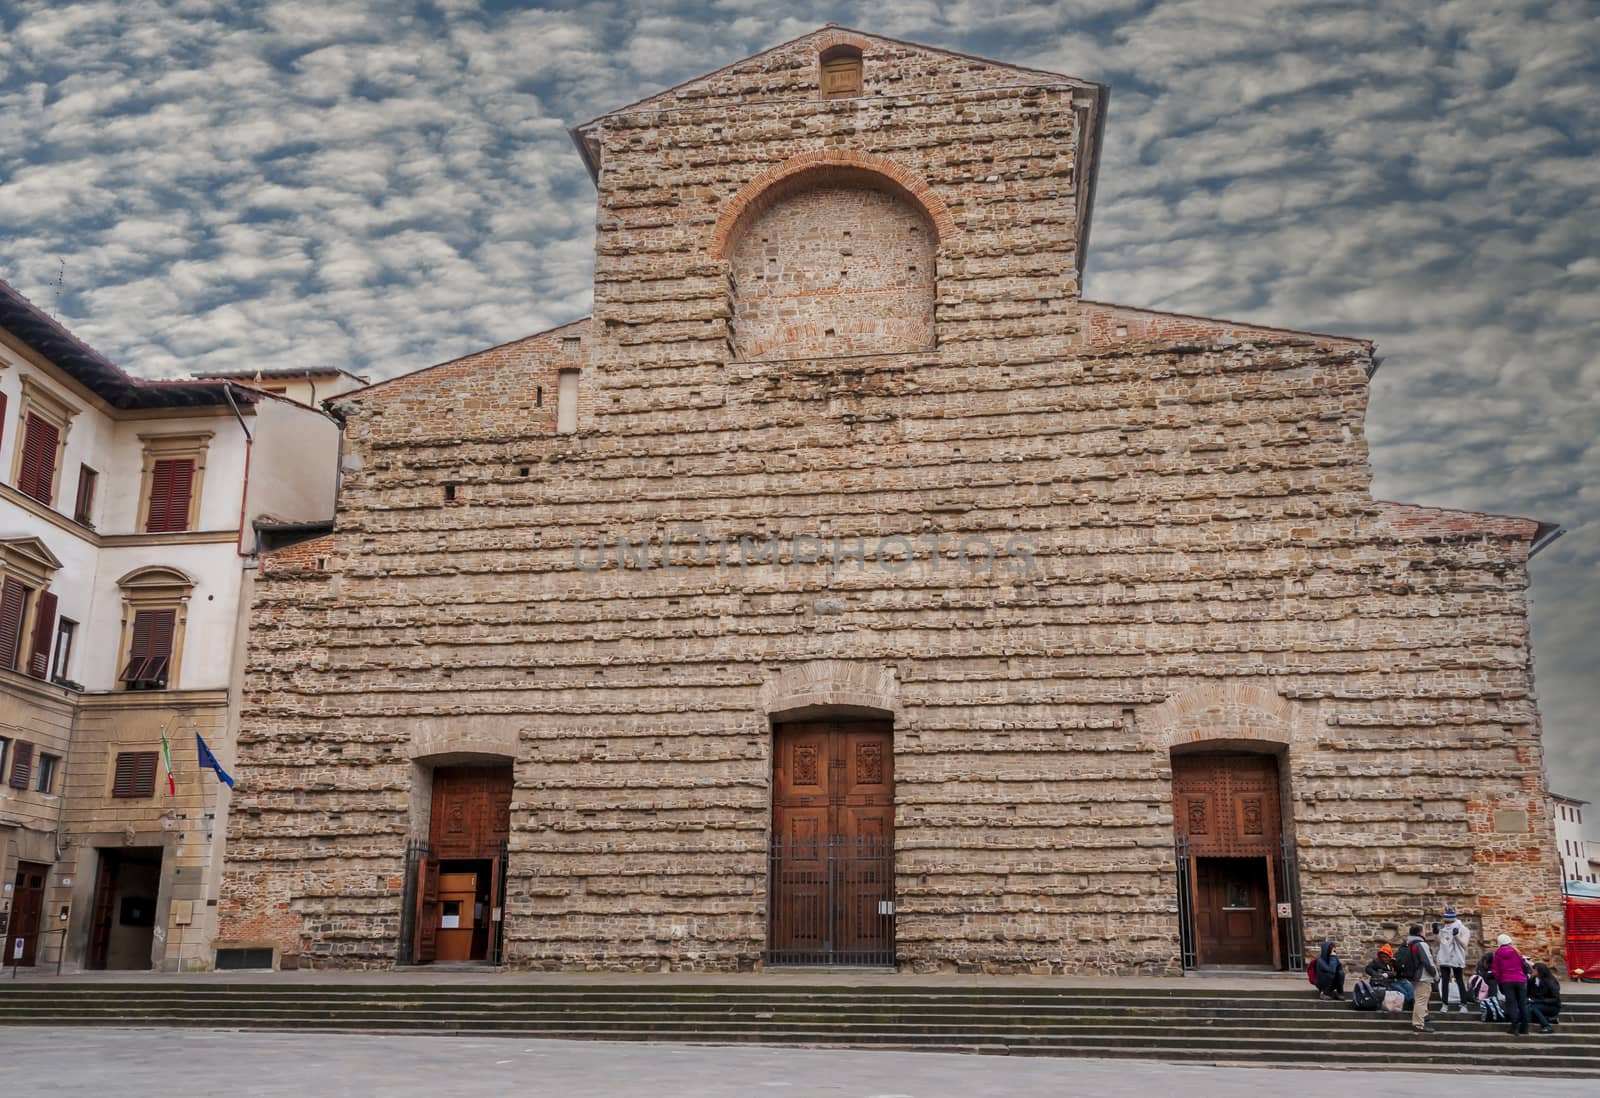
[
  {"left": 1350, "top": 980, "right": 1383, "bottom": 1011},
  {"left": 1481, "top": 995, "right": 1506, "bottom": 1023},
  {"left": 1401, "top": 940, "right": 1435, "bottom": 982},
  {"left": 1306, "top": 959, "right": 1317, "bottom": 985},
  {"left": 1467, "top": 973, "right": 1489, "bottom": 1001}
]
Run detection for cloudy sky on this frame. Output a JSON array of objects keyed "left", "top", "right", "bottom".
[{"left": 1, "top": 1, "right": 1595, "bottom": 817}]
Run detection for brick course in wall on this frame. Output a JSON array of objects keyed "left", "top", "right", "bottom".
[{"left": 219, "top": 27, "right": 1564, "bottom": 973}]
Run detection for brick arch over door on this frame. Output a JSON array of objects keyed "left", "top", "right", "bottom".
[
  {"left": 1146, "top": 683, "right": 1300, "bottom": 754},
  {"left": 759, "top": 659, "right": 901, "bottom": 723}
]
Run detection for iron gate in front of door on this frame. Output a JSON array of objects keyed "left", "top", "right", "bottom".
[{"left": 767, "top": 833, "right": 895, "bottom": 966}]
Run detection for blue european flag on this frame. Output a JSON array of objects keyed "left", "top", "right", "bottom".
[{"left": 195, "top": 732, "right": 235, "bottom": 789}]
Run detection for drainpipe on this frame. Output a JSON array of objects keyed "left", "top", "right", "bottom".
[{"left": 223, "top": 385, "right": 254, "bottom": 556}]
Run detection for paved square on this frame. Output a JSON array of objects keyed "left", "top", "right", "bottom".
[{"left": 0, "top": 1028, "right": 1589, "bottom": 1097}]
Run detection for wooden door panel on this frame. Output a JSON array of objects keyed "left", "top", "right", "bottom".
[
  {"left": 1172, "top": 754, "right": 1281, "bottom": 855},
  {"left": 1196, "top": 857, "right": 1272, "bottom": 965},
  {"left": 5, "top": 862, "right": 47, "bottom": 967},
  {"left": 430, "top": 766, "right": 513, "bottom": 860},
  {"left": 416, "top": 858, "right": 440, "bottom": 963},
  {"left": 775, "top": 725, "right": 831, "bottom": 802}
]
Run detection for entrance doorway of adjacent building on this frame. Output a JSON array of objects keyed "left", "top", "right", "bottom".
[
  {"left": 407, "top": 765, "right": 511, "bottom": 965},
  {"left": 768, "top": 719, "right": 895, "bottom": 966},
  {"left": 3, "top": 861, "right": 48, "bottom": 967},
  {"left": 86, "top": 848, "right": 164, "bottom": 970},
  {"left": 1172, "top": 751, "right": 1293, "bottom": 968}
]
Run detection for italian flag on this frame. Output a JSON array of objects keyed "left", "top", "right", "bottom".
[{"left": 160, "top": 731, "right": 176, "bottom": 796}]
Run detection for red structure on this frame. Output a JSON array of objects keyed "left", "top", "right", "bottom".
[{"left": 1565, "top": 894, "right": 1600, "bottom": 981}]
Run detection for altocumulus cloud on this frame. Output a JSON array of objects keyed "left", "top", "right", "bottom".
[{"left": 1, "top": 1, "right": 1596, "bottom": 812}]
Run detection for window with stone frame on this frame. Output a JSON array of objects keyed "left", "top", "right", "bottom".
[
  {"left": 10, "top": 377, "right": 77, "bottom": 507},
  {"left": 0, "top": 536, "right": 63, "bottom": 678},
  {"left": 115, "top": 566, "right": 192, "bottom": 691},
  {"left": 35, "top": 751, "right": 59, "bottom": 794},
  {"left": 138, "top": 431, "right": 211, "bottom": 533},
  {"left": 111, "top": 750, "right": 158, "bottom": 798}
]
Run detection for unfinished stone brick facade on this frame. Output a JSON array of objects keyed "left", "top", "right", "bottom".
[{"left": 219, "top": 28, "right": 1565, "bottom": 973}]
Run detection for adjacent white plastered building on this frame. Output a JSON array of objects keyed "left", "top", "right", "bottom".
[{"left": 0, "top": 278, "right": 343, "bottom": 971}]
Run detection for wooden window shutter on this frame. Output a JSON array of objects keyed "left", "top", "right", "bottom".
[
  {"left": 26, "top": 590, "right": 57, "bottom": 679},
  {"left": 18, "top": 413, "right": 60, "bottom": 504},
  {"left": 0, "top": 577, "right": 27, "bottom": 671},
  {"left": 8, "top": 740, "right": 32, "bottom": 789},
  {"left": 146, "top": 458, "right": 196, "bottom": 532},
  {"left": 822, "top": 55, "right": 863, "bottom": 99},
  {"left": 135, "top": 751, "right": 157, "bottom": 796},
  {"left": 121, "top": 608, "right": 176, "bottom": 687},
  {"left": 112, "top": 750, "right": 158, "bottom": 798},
  {"left": 0, "top": 391, "right": 7, "bottom": 450}
]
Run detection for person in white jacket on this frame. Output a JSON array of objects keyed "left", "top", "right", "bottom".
[{"left": 1435, "top": 906, "right": 1473, "bottom": 1012}]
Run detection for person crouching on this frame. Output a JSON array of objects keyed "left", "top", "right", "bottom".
[{"left": 1314, "top": 940, "right": 1346, "bottom": 1000}]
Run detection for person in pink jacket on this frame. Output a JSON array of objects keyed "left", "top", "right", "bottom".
[{"left": 1491, "top": 933, "right": 1531, "bottom": 1035}]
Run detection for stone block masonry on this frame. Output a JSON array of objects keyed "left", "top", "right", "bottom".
[{"left": 219, "top": 27, "right": 1564, "bottom": 973}]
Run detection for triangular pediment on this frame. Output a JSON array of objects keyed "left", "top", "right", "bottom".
[
  {"left": 575, "top": 25, "right": 1103, "bottom": 129},
  {"left": 0, "top": 535, "right": 65, "bottom": 573}
]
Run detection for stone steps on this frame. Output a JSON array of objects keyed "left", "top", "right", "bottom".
[{"left": 3, "top": 983, "right": 1592, "bottom": 1076}]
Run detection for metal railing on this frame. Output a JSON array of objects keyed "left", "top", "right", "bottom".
[
  {"left": 767, "top": 834, "right": 895, "bottom": 967},
  {"left": 1279, "top": 833, "right": 1305, "bottom": 970},
  {"left": 1174, "top": 833, "right": 1198, "bottom": 970},
  {"left": 396, "top": 838, "right": 431, "bottom": 966},
  {"left": 491, "top": 840, "right": 509, "bottom": 967}
]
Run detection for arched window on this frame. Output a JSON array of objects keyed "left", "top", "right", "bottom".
[
  {"left": 820, "top": 45, "right": 863, "bottom": 100},
  {"left": 727, "top": 169, "right": 937, "bottom": 361}
]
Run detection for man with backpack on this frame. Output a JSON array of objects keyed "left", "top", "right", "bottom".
[{"left": 1402, "top": 923, "right": 1440, "bottom": 1034}]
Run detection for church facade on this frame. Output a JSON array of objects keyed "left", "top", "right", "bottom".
[{"left": 217, "top": 28, "right": 1565, "bottom": 973}]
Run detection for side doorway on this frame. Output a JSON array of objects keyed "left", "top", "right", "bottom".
[
  {"left": 1172, "top": 752, "right": 1287, "bottom": 968},
  {"left": 409, "top": 765, "right": 511, "bottom": 965},
  {"left": 3, "top": 861, "right": 48, "bottom": 967},
  {"left": 85, "top": 848, "right": 164, "bottom": 970}
]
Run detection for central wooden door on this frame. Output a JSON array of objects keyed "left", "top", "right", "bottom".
[{"left": 770, "top": 720, "right": 894, "bottom": 965}]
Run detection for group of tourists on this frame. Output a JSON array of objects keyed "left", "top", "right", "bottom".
[{"left": 1308, "top": 907, "right": 1562, "bottom": 1037}]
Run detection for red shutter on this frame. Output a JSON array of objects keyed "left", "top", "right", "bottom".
[
  {"left": 8, "top": 740, "right": 32, "bottom": 789},
  {"left": 146, "top": 461, "right": 172, "bottom": 531},
  {"left": 18, "top": 414, "right": 60, "bottom": 505},
  {"left": 26, "top": 591, "right": 57, "bottom": 679},
  {"left": 0, "top": 577, "right": 26, "bottom": 671},
  {"left": 146, "top": 458, "right": 195, "bottom": 532}
]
